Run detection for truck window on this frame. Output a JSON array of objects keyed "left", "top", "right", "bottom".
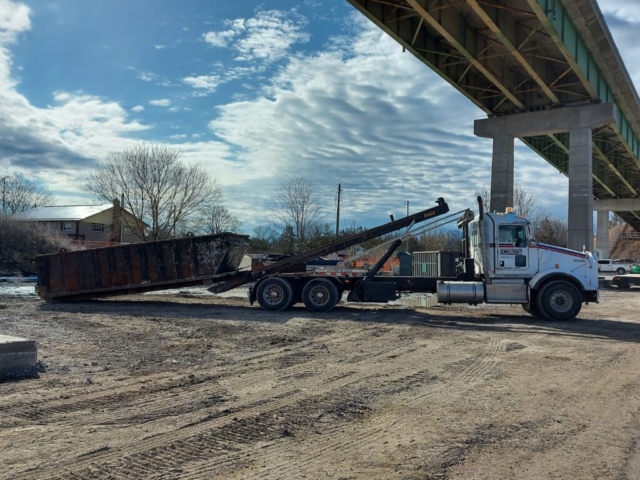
[
  {"left": 498, "top": 225, "right": 527, "bottom": 247},
  {"left": 597, "top": 260, "right": 609, "bottom": 265}
]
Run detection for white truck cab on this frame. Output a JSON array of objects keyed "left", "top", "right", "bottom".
[{"left": 438, "top": 205, "right": 598, "bottom": 321}]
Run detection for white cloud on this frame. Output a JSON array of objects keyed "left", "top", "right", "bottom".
[
  {"left": 149, "top": 98, "right": 171, "bottom": 106},
  {"left": 598, "top": 7, "right": 640, "bottom": 89},
  {"left": 170, "top": 134, "right": 187, "bottom": 139},
  {"left": 168, "top": 106, "right": 179, "bottom": 112},
  {"left": 0, "top": 0, "right": 30, "bottom": 44},
  {"left": 202, "top": 29, "right": 237, "bottom": 48},
  {"left": 202, "top": 10, "right": 308, "bottom": 64},
  {"left": 599, "top": 0, "right": 640, "bottom": 22},
  {"left": 131, "top": 105, "right": 145, "bottom": 112},
  {"left": 183, "top": 74, "right": 222, "bottom": 91},
  {"left": 137, "top": 71, "right": 156, "bottom": 82},
  {"left": 154, "top": 44, "right": 166, "bottom": 49}
]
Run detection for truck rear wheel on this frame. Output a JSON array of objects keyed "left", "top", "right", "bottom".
[
  {"left": 536, "top": 280, "right": 582, "bottom": 321},
  {"left": 302, "top": 278, "right": 339, "bottom": 312},
  {"left": 617, "top": 267, "right": 626, "bottom": 275},
  {"left": 256, "top": 277, "right": 294, "bottom": 312}
]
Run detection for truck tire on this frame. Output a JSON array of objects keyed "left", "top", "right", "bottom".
[
  {"left": 256, "top": 277, "right": 294, "bottom": 312},
  {"left": 302, "top": 278, "right": 339, "bottom": 312},
  {"left": 617, "top": 267, "right": 626, "bottom": 275},
  {"left": 536, "top": 280, "right": 582, "bottom": 321}
]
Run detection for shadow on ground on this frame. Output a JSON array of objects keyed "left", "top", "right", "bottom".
[{"left": 38, "top": 296, "right": 640, "bottom": 345}]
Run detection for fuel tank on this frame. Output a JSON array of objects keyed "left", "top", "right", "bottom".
[{"left": 437, "top": 281, "right": 485, "bottom": 304}]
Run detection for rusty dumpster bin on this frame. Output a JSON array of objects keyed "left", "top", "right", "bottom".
[{"left": 36, "top": 233, "right": 248, "bottom": 302}]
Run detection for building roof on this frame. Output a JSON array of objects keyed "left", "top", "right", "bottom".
[{"left": 13, "top": 204, "right": 114, "bottom": 222}]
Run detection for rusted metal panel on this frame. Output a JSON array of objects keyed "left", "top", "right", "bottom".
[{"left": 36, "top": 233, "right": 248, "bottom": 302}]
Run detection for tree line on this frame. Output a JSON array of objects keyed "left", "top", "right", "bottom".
[{"left": 4, "top": 143, "right": 574, "bottom": 252}]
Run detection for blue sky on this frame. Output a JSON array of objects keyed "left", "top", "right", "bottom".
[{"left": 1, "top": 0, "right": 639, "bottom": 234}]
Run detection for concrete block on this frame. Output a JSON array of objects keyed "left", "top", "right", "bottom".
[{"left": 0, "top": 335, "right": 38, "bottom": 378}]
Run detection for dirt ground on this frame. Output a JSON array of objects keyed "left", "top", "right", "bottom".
[{"left": 1, "top": 285, "right": 640, "bottom": 480}]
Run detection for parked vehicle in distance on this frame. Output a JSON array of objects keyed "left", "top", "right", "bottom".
[
  {"left": 611, "top": 273, "right": 640, "bottom": 289},
  {"left": 613, "top": 258, "right": 637, "bottom": 265},
  {"left": 597, "top": 258, "right": 636, "bottom": 274}
]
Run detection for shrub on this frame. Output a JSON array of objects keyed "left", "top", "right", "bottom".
[{"left": 0, "top": 220, "right": 76, "bottom": 275}]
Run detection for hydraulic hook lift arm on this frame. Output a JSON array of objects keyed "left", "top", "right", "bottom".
[{"left": 208, "top": 198, "right": 450, "bottom": 294}]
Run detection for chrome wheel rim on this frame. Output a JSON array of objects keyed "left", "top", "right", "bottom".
[
  {"left": 550, "top": 290, "right": 572, "bottom": 313},
  {"left": 263, "top": 285, "right": 284, "bottom": 306},
  {"left": 309, "top": 285, "right": 331, "bottom": 307}
]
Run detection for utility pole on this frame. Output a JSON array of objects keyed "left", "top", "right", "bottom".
[
  {"left": 335, "top": 183, "right": 342, "bottom": 236},
  {"left": 1, "top": 175, "right": 10, "bottom": 217},
  {"left": 404, "top": 201, "right": 410, "bottom": 252}
]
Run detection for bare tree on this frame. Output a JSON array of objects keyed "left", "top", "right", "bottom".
[
  {"left": 533, "top": 215, "right": 568, "bottom": 247},
  {"left": 248, "top": 224, "right": 279, "bottom": 253},
  {"left": 269, "top": 176, "right": 323, "bottom": 251},
  {"left": 85, "top": 143, "right": 222, "bottom": 241},
  {"left": 2, "top": 175, "right": 55, "bottom": 216},
  {"left": 475, "top": 183, "right": 538, "bottom": 218},
  {"left": 197, "top": 204, "right": 241, "bottom": 235}
]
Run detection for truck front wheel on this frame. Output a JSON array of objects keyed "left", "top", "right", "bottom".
[
  {"left": 256, "top": 277, "right": 294, "bottom": 312},
  {"left": 536, "top": 280, "right": 582, "bottom": 321}
]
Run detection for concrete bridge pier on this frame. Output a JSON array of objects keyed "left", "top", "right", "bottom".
[
  {"left": 475, "top": 103, "right": 617, "bottom": 252},
  {"left": 596, "top": 210, "right": 610, "bottom": 259},
  {"left": 594, "top": 198, "right": 640, "bottom": 258}
]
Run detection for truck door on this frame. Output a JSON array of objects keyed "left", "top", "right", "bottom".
[{"left": 495, "top": 224, "right": 531, "bottom": 275}]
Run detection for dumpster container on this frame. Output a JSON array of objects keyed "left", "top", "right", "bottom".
[{"left": 36, "top": 233, "right": 248, "bottom": 302}]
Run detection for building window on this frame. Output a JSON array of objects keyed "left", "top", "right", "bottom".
[
  {"left": 91, "top": 223, "right": 104, "bottom": 232},
  {"left": 123, "top": 225, "right": 135, "bottom": 235},
  {"left": 62, "top": 222, "right": 73, "bottom": 232}
]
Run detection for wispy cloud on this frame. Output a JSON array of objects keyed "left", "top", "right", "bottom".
[
  {"left": 131, "top": 105, "right": 145, "bottom": 112},
  {"left": 149, "top": 98, "right": 171, "bottom": 107},
  {"left": 202, "top": 10, "right": 309, "bottom": 63},
  {"left": 137, "top": 71, "right": 156, "bottom": 82},
  {"left": 183, "top": 74, "right": 222, "bottom": 91},
  {"left": 154, "top": 44, "right": 166, "bottom": 49}
]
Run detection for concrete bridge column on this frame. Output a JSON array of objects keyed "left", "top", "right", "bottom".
[
  {"left": 475, "top": 103, "right": 616, "bottom": 251},
  {"left": 596, "top": 210, "right": 610, "bottom": 259},
  {"left": 568, "top": 127, "right": 594, "bottom": 252},
  {"left": 489, "top": 135, "right": 514, "bottom": 213}
]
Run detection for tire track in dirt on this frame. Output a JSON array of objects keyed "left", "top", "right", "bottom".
[
  {"left": 21, "top": 334, "right": 453, "bottom": 480},
  {"left": 5, "top": 326, "right": 423, "bottom": 478},
  {"left": 0, "top": 325, "right": 380, "bottom": 426},
  {"left": 139, "top": 333, "right": 503, "bottom": 480},
  {"left": 220, "top": 335, "right": 505, "bottom": 480}
]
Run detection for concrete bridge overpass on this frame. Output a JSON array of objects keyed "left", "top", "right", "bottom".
[{"left": 347, "top": 0, "right": 640, "bottom": 256}]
